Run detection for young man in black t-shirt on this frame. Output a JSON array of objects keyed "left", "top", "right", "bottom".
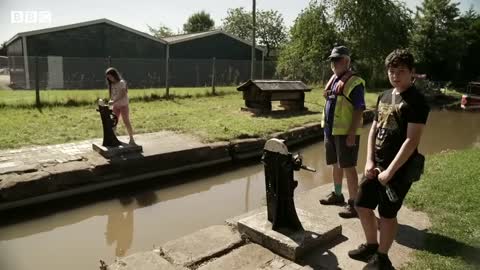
[{"left": 348, "top": 50, "right": 430, "bottom": 270}]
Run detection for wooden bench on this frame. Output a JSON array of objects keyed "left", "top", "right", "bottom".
[{"left": 237, "top": 80, "right": 312, "bottom": 112}]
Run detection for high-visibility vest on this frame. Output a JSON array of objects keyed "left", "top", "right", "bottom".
[{"left": 322, "top": 72, "right": 365, "bottom": 135}]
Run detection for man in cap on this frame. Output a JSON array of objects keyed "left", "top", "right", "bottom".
[{"left": 320, "top": 46, "right": 366, "bottom": 218}]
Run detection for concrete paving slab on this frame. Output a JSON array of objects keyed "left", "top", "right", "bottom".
[
  {"left": 92, "top": 142, "right": 143, "bottom": 158},
  {"left": 238, "top": 209, "right": 342, "bottom": 261},
  {"left": 161, "top": 225, "right": 244, "bottom": 267},
  {"left": 197, "top": 243, "right": 304, "bottom": 270},
  {"left": 225, "top": 206, "right": 266, "bottom": 229},
  {"left": 108, "top": 251, "right": 186, "bottom": 270}
]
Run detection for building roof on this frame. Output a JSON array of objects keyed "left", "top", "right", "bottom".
[
  {"left": 162, "top": 29, "right": 265, "bottom": 52},
  {"left": 237, "top": 80, "right": 312, "bottom": 92},
  {"left": 6, "top": 18, "right": 167, "bottom": 46}
]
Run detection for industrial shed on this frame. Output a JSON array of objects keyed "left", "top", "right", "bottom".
[
  {"left": 163, "top": 30, "right": 265, "bottom": 86},
  {"left": 6, "top": 18, "right": 167, "bottom": 89},
  {"left": 6, "top": 19, "right": 267, "bottom": 89}
]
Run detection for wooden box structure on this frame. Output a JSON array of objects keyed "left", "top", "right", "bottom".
[{"left": 237, "top": 80, "right": 312, "bottom": 111}]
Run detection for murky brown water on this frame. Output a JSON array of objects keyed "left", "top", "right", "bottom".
[{"left": 0, "top": 110, "right": 479, "bottom": 270}]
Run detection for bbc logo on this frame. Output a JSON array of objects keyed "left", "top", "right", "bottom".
[{"left": 11, "top": 11, "right": 52, "bottom": 24}]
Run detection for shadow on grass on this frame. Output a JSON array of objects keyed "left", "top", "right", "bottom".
[
  {"left": 249, "top": 109, "right": 320, "bottom": 119},
  {"left": 396, "top": 224, "right": 480, "bottom": 267},
  {"left": 0, "top": 90, "right": 236, "bottom": 109}
]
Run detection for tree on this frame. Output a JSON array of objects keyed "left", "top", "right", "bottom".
[
  {"left": 410, "top": 0, "right": 462, "bottom": 81},
  {"left": 277, "top": 1, "right": 338, "bottom": 82},
  {"left": 333, "top": 0, "right": 413, "bottom": 86},
  {"left": 222, "top": 8, "right": 287, "bottom": 58},
  {"left": 183, "top": 11, "right": 215, "bottom": 34},
  {"left": 456, "top": 8, "right": 480, "bottom": 82},
  {"left": 147, "top": 24, "right": 174, "bottom": 38},
  {"left": 334, "top": 0, "right": 412, "bottom": 60},
  {"left": 257, "top": 10, "right": 288, "bottom": 58},
  {"left": 222, "top": 8, "right": 251, "bottom": 40}
]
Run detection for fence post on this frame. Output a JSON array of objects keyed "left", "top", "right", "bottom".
[
  {"left": 35, "top": 56, "right": 40, "bottom": 107},
  {"left": 165, "top": 45, "right": 170, "bottom": 97},
  {"left": 211, "top": 57, "right": 216, "bottom": 95}
]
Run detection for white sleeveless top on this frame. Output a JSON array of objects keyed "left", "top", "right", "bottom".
[{"left": 111, "top": 79, "right": 128, "bottom": 106}]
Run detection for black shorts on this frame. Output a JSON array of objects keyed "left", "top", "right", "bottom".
[
  {"left": 355, "top": 170, "right": 412, "bottom": 219},
  {"left": 325, "top": 135, "right": 360, "bottom": 168}
]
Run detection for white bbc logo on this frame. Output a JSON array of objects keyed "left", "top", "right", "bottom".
[{"left": 11, "top": 11, "right": 52, "bottom": 24}]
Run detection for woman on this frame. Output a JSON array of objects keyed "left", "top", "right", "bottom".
[{"left": 106, "top": 67, "right": 136, "bottom": 145}]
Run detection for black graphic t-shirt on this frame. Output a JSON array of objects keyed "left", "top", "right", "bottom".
[{"left": 374, "top": 86, "right": 430, "bottom": 169}]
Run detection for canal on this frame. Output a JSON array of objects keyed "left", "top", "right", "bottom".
[{"left": 0, "top": 110, "right": 479, "bottom": 270}]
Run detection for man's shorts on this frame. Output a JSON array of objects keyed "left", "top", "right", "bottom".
[
  {"left": 325, "top": 135, "right": 360, "bottom": 168},
  {"left": 355, "top": 170, "right": 412, "bottom": 219}
]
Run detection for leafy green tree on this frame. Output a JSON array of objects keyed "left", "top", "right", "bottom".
[
  {"left": 222, "top": 8, "right": 251, "bottom": 41},
  {"left": 277, "top": 1, "right": 338, "bottom": 82},
  {"left": 453, "top": 8, "right": 480, "bottom": 82},
  {"left": 333, "top": 0, "right": 413, "bottom": 86},
  {"left": 410, "top": 0, "right": 462, "bottom": 81},
  {"left": 183, "top": 11, "right": 215, "bottom": 34},
  {"left": 334, "top": 0, "right": 412, "bottom": 60},
  {"left": 222, "top": 7, "right": 287, "bottom": 58},
  {"left": 147, "top": 24, "right": 174, "bottom": 38}
]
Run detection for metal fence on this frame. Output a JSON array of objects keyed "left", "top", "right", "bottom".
[
  {"left": 0, "top": 56, "right": 8, "bottom": 71},
  {"left": 7, "top": 56, "right": 279, "bottom": 91}
]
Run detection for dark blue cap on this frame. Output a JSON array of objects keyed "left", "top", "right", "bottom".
[{"left": 328, "top": 46, "right": 350, "bottom": 60}]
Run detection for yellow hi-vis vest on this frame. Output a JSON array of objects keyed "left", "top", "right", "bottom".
[{"left": 322, "top": 73, "right": 365, "bottom": 135}]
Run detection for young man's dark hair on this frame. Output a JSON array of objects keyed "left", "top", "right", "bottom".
[{"left": 384, "top": 49, "right": 414, "bottom": 70}]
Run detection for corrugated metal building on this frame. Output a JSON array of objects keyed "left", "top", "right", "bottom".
[
  {"left": 6, "top": 19, "right": 167, "bottom": 89},
  {"left": 6, "top": 19, "right": 266, "bottom": 89},
  {"left": 164, "top": 30, "right": 263, "bottom": 60},
  {"left": 164, "top": 30, "right": 264, "bottom": 86}
]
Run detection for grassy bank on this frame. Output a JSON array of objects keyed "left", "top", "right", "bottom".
[
  {"left": 0, "top": 87, "right": 378, "bottom": 149},
  {"left": 0, "top": 87, "right": 237, "bottom": 107},
  {"left": 404, "top": 148, "right": 480, "bottom": 270}
]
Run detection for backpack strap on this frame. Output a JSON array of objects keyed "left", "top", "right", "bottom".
[
  {"left": 334, "top": 70, "right": 354, "bottom": 95},
  {"left": 325, "top": 71, "right": 358, "bottom": 104},
  {"left": 324, "top": 75, "right": 336, "bottom": 98},
  {"left": 337, "top": 71, "right": 356, "bottom": 104},
  {"left": 325, "top": 75, "right": 336, "bottom": 92}
]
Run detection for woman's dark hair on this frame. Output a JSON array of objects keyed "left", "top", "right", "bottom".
[
  {"left": 105, "top": 67, "right": 123, "bottom": 97},
  {"left": 385, "top": 49, "right": 415, "bottom": 71}
]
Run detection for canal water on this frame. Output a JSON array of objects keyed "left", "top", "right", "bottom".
[{"left": 0, "top": 110, "right": 479, "bottom": 270}]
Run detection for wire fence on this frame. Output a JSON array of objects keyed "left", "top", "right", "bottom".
[
  {"left": 7, "top": 56, "right": 278, "bottom": 89},
  {"left": 4, "top": 56, "right": 280, "bottom": 106},
  {"left": 5, "top": 55, "right": 400, "bottom": 106}
]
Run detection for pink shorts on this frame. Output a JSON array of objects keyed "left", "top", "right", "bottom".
[{"left": 112, "top": 105, "right": 130, "bottom": 122}]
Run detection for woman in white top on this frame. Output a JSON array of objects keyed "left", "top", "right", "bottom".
[{"left": 106, "top": 67, "right": 135, "bottom": 144}]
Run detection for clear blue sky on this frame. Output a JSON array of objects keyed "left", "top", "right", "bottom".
[{"left": 1, "top": 0, "right": 479, "bottom": 44}]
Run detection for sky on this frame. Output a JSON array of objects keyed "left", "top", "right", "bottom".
[{"left": 1, "top": 0, "right": 479, "bottom": 44}]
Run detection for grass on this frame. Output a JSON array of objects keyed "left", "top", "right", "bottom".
[
  {"left": 0, "top": 86, "right": 238, "bottom": 107},
  {"left": 404, "top": 148, "right": 480, "bottom": 270},
  {"left": 441, "top": 87, "right": 465, "bottom": 98},
  {"left": 0, "top": 86, "right": 379, "bottom": 149}
]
